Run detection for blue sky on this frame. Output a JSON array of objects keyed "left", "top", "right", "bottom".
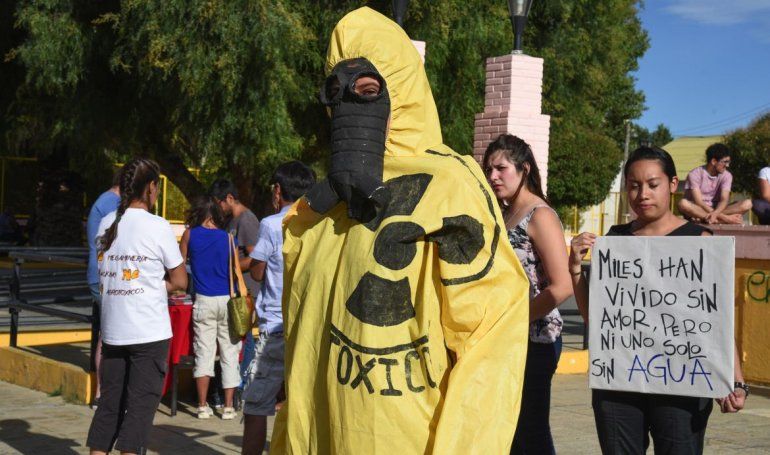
[{"left": 636, "top": 0, "right": 770, "bottom": 137}]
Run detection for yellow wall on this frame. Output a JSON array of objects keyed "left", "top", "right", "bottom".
[
  {"left": 736, "top": 259, "right": 770, "bottom": 385},
  {"left": 0, "top": 347, "right": 91, "bottom": 404}
]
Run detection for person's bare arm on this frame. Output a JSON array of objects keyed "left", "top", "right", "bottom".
[
  {"left": 688, "top": 188, "right": 714, "bottom": 213},
  {"left": 527, "top": 209, "right": 573, "bottom": 321},
  {"left": 569, "top": 232, "right": 596, "bottom": 323},
  {"left": 165, "top": 263, "right": 188, "bottom": 293},
  {"left": 712, "top": 189, "right": 731, "bottom": 215},
  {"left": 249, "top": 259, "right": 267, "bottom": 282},
  {"left": 717, "top": 344, "right": 746, "bottom": 413},
  {"left": 237, "top": 244, "right": 255, "bottom": 271},
  {"left": 179, "top": 228, "right": 190, "bottom": 262}
]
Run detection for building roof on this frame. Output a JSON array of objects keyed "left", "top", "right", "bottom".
[{"left": 662, "top": 135, "right": 723, "bottom": 181}]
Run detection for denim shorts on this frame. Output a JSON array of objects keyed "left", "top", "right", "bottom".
[{"left": 242, "top": 332, "right": 284, "bottom": 416}]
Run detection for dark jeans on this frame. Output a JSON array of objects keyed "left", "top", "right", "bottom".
[
  {"left": 87, "top": 338, "right": 170, "bottom": 454},
  {"left": 511, "top": 337, "right": 562, "bottom": 455},
  {"left": 753, "top": 199, "right": 770, "bottom": 225},
  {"left": 592, "top": 390, "right": 713, "bottom": 455}
]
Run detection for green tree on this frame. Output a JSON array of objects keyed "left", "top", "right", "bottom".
[
  {"left": 633, "top": 123, "right": 674, "bottom": 148},
  {"left": 6, "top": 0, "right": 324, "bottom": 207},
  {"left": 724, "top": 112, "right": 770, "bottom": 196},
  {"left": 2, "top": 0, "right": 649, "bottom": 213},
  {"left": 390, "top": 1, "right": 648, "bottom": 208}
]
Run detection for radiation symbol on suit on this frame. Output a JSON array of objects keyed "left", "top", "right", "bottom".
[
  {"left": 344, "top": 151, "right": 495, "bottom": 327},
  {"left": 329, "top": 150, "right": 502, "bottom": 397}
]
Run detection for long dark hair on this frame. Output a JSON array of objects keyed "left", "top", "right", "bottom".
[
  {"left": 100, "top": 157, "right": 161, "bottom": 252},
  {"left": 185, "top": 195, "right": 225, "bottom": 229},
  {"left": 482, "top": 134, "right": 548, "bottom": 204}
]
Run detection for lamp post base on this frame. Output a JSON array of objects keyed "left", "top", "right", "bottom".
[{"left": 473, "top": 54, "right": 551, "bottom": 192}]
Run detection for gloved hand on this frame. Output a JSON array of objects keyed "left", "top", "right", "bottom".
[{"left": 306, "top": 58, "right": 391, "bottom": 223}]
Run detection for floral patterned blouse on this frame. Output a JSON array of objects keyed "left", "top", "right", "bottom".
[{"left": 507, "top": 205, "right": 563, "bottom": 344}]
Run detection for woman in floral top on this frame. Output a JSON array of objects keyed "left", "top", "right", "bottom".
[{"left": 484, "top": 134, "right": 573, "bottom": 454}]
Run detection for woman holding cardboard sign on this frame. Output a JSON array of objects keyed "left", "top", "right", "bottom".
[
  {"left": 484, "top": 134, "right": 573, "bottom": 454},
  {"left": 570, "top": 146, "right": 747, "bottom": 454}
]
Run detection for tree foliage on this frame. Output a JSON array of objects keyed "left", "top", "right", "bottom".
[
  {"left": 2, "top": 0, "right": 649, "bottom": 212},
  {"left": 724, "top": 112, "right": 770, "bottom": 196},
  {"left": 633, "top": 123, "right": 673, "bottom": 148}
]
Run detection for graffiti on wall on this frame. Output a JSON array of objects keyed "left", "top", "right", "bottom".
[{"left": 746, "top": 271, "right": 770, "bottom": 303}]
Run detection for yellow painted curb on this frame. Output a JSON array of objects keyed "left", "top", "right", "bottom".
[
  {"left": 0, "top": 346, "right": 92, "bottom": 404},
  {"left": 0, "top": 329, "right": 92, "bottom": 347},
  {"left": 557, "top": 349, "right": 588, "bottom": 374}
]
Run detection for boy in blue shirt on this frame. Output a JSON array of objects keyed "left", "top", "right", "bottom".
[
  {"left": 241, "top": 161, "right": 315, "bottom": 455},
  {"left": 86, "top": 174, "right": 121, "bottom": 409}
]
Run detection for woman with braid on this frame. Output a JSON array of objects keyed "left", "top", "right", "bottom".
[{"left": 87, "top": 157, "right": 188, "bottom": 455}]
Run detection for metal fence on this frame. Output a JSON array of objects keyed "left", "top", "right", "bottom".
[{"left": 563, "top": 191, "right": 758, "bottom": 237}]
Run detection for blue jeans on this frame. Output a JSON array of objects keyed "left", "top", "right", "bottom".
[
  {"left": 240, "top": 330, "right": 256, "bottom": 388},
  {"left": 511, "top": 337, "right": 562, "bottom": 455}
]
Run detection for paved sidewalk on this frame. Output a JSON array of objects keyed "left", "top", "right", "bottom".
[{"left": 1, "top": 375, "right": 769, "bottom": 454}]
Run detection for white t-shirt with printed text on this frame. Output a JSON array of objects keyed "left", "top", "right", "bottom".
[{"left": 97, "top": 208, "right": 183, "bottom": 345}]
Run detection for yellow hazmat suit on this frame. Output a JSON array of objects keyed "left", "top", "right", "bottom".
[{"left": 272, "top": 7, "right": 529, "bottom": 454}]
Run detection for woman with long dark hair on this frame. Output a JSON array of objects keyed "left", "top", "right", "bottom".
[
  {"left": 87, "top": 157, "right": 187, "bottom": 455},
  {"left": 179, "top": 195, "right": 241, "bottom": 420},
  {"left": 570, "top": 146, "right": 747, "bottom": 454},
  {"left": 483, "top": 134, "right": 573, "bottom": 454}
]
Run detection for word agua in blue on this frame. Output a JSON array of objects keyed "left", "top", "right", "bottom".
[
  {"left": 627, "top": 354, "right": 713, "bottom": 390},
  {"left": 592, "top": 354, "right": 713, "bottom": 390}
]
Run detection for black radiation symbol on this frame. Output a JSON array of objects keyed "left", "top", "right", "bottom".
[{"left": 345, "top": 169, "right": 486, "bottom": 327}]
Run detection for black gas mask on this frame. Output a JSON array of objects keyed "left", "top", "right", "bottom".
[{"left": 305, "top": 58, "right": 391, "bottom": 223}]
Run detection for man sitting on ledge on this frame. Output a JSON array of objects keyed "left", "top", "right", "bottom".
[{"left": 677, "top": 142, "right": 752, "bottom": 224}]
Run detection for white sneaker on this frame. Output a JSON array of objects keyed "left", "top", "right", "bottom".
[
  {"left": 197, "top": 405, "right": 214, "bottom": 419},
  {"left": 221, "top": 407, "right": 237, "bottom": 420}
]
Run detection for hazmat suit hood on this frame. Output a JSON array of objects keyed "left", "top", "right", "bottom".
[
  {"left": 272, "top": 7, "right": 530, "bottom": 454},
  {"left": 326, "top": 7, "right": 442, "bottom": 158}
]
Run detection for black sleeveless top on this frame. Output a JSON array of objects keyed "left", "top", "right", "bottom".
[{"left": 606, "top": 221, "right": 712, "bottom": 237}]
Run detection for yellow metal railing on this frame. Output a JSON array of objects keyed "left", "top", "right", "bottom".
[{"left": 564, "top": 191, "right": 757, "bottom": 238}]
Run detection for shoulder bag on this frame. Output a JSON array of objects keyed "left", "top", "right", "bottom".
[{"left": 227, "top": 233, "right": 254, "bottom": 340}]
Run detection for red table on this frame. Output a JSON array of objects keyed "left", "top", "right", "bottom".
[{"left": 162, "top": 303, "right": 194, "bottom": 400}]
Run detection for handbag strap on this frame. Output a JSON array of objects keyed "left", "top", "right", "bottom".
[
  {"left": 228, "top": 234, "right": 236, "bottom": 298},
  {"left": 229, "top": 234, "right": 249, "bottom": 297}
]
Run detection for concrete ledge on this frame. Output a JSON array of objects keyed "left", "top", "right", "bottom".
[
  {"left": 557, "top": 349, "right": 588, "bottom": 374},
  {"left": 0, "top": 346, "right": 91, "bottom": 404},
  {"left": 710, "top": 224, "right": 770, "bottom": 260}
]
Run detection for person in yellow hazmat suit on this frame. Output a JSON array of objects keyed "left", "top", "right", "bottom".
[{"left": 270, "top": 7, "right": 530, "bottom": 454}]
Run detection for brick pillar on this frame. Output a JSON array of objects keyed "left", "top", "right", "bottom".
[
  {"left": 412, "top": 40, "right": 426, "bottom": 63},
  {"left": 472, "top": 54, "right": 551, "bottom": 192}
]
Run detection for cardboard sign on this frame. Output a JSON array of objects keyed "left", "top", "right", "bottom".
[{"left": 588, "top": 236, "right": 734, "bottom": 398}]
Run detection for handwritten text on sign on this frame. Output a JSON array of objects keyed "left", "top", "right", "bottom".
[{"left": 588, "top": 236, "right": 734, "bottom": 398}]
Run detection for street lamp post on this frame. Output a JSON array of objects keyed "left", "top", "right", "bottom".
[
  {"left": 507, "top": 0, "right": 534, "bottom": 54},
  {"left": 392, "top": 0, "right": 409, "bottom": 28}
]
